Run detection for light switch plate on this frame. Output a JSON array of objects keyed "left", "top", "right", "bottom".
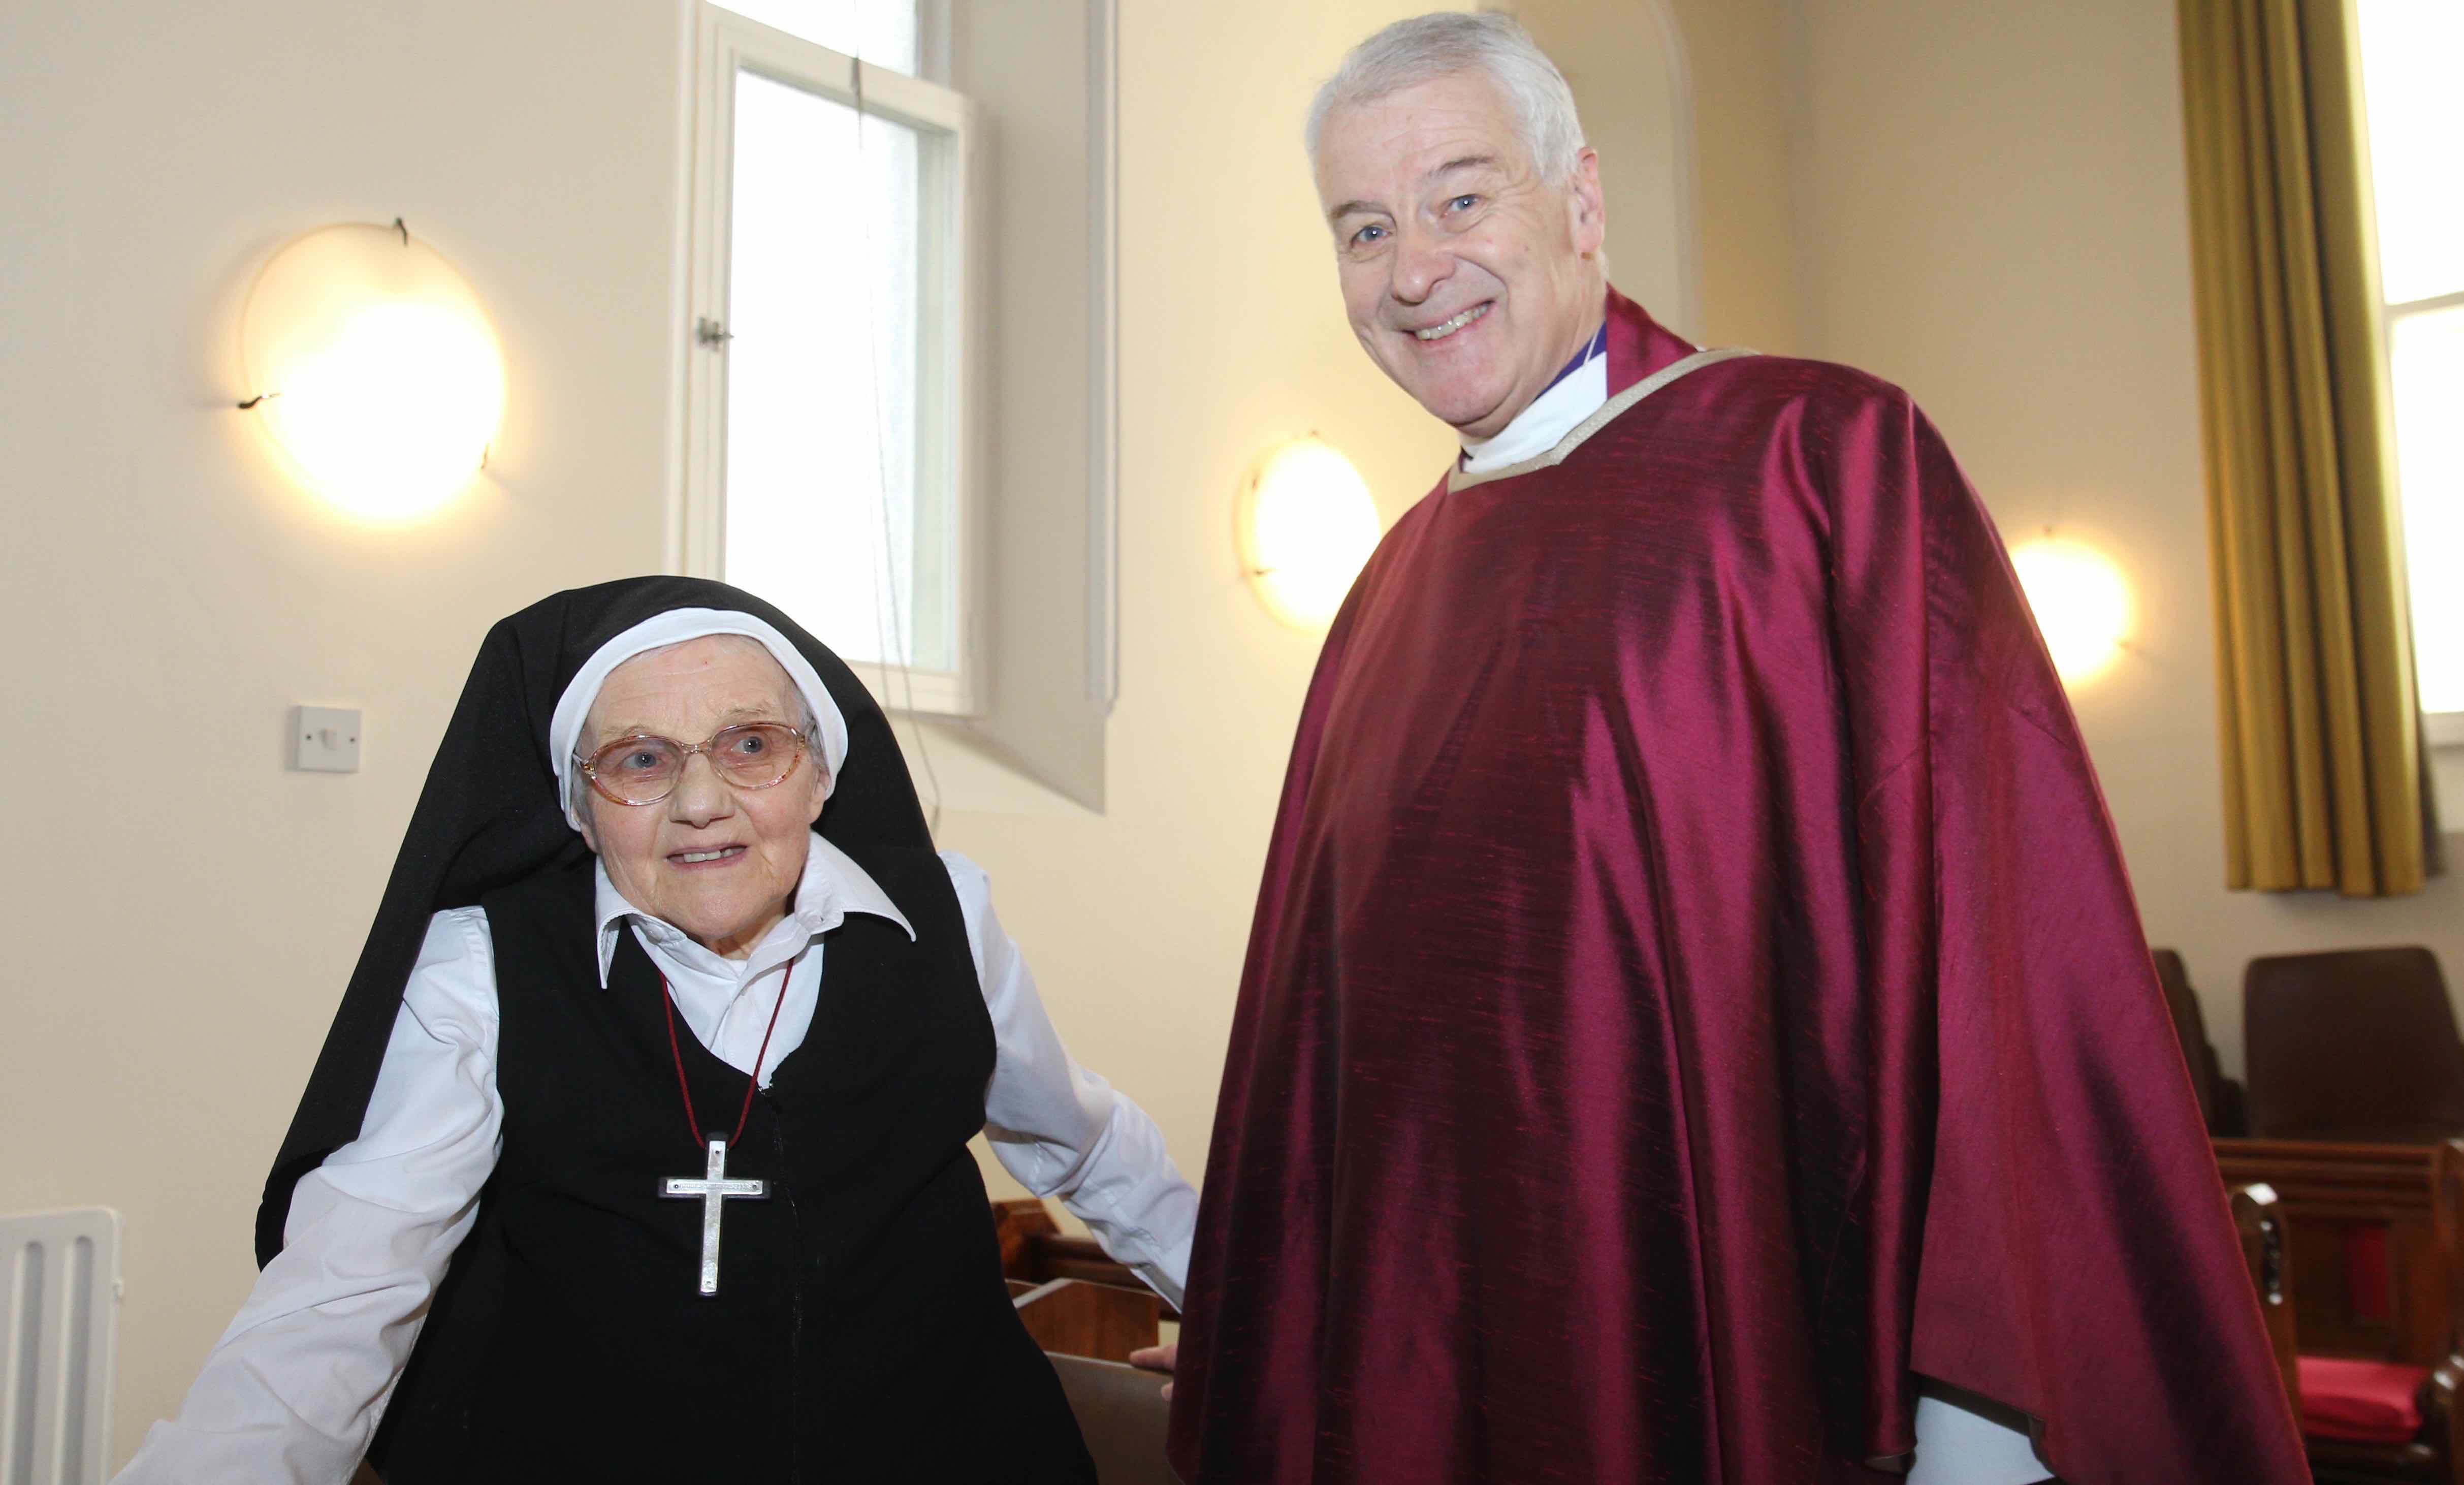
[{"left": 292, "top": 706, "right": 362, "bottom": 773}]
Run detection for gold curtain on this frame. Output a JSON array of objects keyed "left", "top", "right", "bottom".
[{"left": 2177, "top": 0, "right": 2434, "bottom": 896}]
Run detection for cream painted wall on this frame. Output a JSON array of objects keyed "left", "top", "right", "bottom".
[
  {"left": 1508, "top": 0, "right": 1697, "bottom": 338},
  {"left": 0, "top": 1, "right": 690, "bottom": 1465},
  {"left": 1666, "top": 0, "right": 1811, "bottom": 355},
  {"left": 1786, "top": 0, "right": 2464, "bottom": 1070}
]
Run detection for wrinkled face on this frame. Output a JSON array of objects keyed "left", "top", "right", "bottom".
[
  {"left": 575, "top": 636, "right": 828, "bottom": 960},
  {"left": 1315, "top": 70, "right": 1606, "bottom": 439}
]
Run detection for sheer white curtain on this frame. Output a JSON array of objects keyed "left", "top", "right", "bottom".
[
  {"left": 723, "top": 71, "right": 929, "bottom": 670},
  {"left": 714, "top": 0, "right": 959, "bottom": 676},
  {"left": 2356, "top": 0, "right": 2463, "bottom": 719}
]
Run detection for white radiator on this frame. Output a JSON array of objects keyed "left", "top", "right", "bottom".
[{"left": 1, "top": 1210, "right": 120, "bottom": 1485}]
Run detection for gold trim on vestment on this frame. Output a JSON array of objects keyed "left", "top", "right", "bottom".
[{"left": 1445, "top": 347, "right": 1760, "bottom": 495}]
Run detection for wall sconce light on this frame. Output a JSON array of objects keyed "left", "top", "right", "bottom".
[
  {"left": 237, "top": 219, "right": 504, "bottom": 523},
  {"left": 1239, "top": 436, "right": 1383, "bottom": 633},
  {"left": 2010, "top": 535, "right": 2133, "bottom": 684}
]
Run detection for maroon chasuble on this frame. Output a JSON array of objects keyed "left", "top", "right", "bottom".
[{"left": 1166, "top": 291, "right": 2307, "bottom": 1484}]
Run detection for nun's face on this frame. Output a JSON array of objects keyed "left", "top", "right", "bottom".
[{"left": 577, "top": 636, "right": 828, "bottom": 959}]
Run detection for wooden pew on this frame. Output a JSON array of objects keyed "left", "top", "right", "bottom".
[
  {"left": 2213, "top": 1138, "right": 2464, "bottom": 1482},
  {"left": 2212, "top": 1139, "right": 2449, "bottom": 1365},
  {"left": 994, "top": 1196, "right": 1181, "bottom": 1318},
  {"left": 2231, "top": 1181, "right": 2301, "bottom": 1408}
]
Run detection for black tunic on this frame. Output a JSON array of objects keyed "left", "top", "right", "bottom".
[{"left": 370, "top": 847, "right": 1093, "bottom": 1483}]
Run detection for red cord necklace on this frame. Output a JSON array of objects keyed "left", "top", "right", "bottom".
[{"left": 657, "top": 960, "right": 795, "bottom": 1152}]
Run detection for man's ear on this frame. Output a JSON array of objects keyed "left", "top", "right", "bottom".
[{"left": 1567, "top": 147, "right": 1607, "bottom": 257}]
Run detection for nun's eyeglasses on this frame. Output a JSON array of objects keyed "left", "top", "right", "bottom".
[{"left": 575, "top": 722, "right": 808, "bottom": 807}]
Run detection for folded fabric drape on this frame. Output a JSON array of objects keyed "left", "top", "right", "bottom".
[{"left": 2175, "top": 0, "right": 2440, "bottom": 896}]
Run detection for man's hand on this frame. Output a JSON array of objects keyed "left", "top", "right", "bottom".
[{"left": 1128, "top": 1342, "right": 1177, "bottom": 1400}]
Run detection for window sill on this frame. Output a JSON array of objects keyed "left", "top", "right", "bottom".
[
  {"left": 2430, "top": 712, "right": 2464, "bottom": 836},
  {"left": 849, "top": 660, "right": 975, "bottom": 720}
]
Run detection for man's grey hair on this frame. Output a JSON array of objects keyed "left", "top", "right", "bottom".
[{"left": 1305, "top": 12, "right": 1588, "bottom": 184}]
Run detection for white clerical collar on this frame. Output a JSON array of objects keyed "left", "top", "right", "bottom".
[
  {"left": 592, "top": 830, "right": 915, "bottom": 988},
  {"left": 1459, "top": 332, "right": 1610, "bottom": 477}
]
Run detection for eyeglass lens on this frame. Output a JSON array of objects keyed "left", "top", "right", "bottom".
[{"left": 589, "top": 723, "right": 802, "bottom": 804}]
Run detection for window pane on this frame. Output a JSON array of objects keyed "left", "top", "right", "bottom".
[
  {"left": 2356, "top": 0, "right": 2464, "bottom": 305},
  {"left": 724, "top": 69, "right": 947, "bottom": 672},
  {"left": 2392, "top": 303, "right": 2464, "bottom": 714},
  {"left": 716, "top": 0, "right": 918, "bottom": 76}
]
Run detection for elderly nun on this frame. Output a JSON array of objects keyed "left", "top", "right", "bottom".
[{"left": 117, "top": 578, "right": 1193, "bottom": 1484}]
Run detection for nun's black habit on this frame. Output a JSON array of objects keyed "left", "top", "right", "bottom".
[{"left": 260, "top": 577, "right": 1093, "bottom": 1484}]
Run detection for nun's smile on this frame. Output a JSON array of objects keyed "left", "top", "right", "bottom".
[{"left": 574, "top": 635, "right": 829, "bottom": 959}]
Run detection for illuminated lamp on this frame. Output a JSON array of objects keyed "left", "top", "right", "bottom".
[
  {"left": 2010, "top": 536, "right": 2133, "bottom": 684},
  {"left": 1238, "top": 437, "right": 1384, "bottom": 633},
  {"left": 237, "top": 220, "right": 504, "bottom": 522}
]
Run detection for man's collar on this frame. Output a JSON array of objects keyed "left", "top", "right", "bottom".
[
  {"left": 592, "top": 831, "right": 916, "bottom": 987},
  {"left": 1546, "top": 321, "right": 1610, "bottom": 394},
  {"left": 1458, "top": 319, "right": 1609, "bottom": 476}
]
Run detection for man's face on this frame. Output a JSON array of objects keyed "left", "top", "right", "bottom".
[
  {"left": 576, "top": 636, "right": 827, "bottom": 960},
  {"left": 1315, "top": 70, "right": 1606, "bottom": 440}
]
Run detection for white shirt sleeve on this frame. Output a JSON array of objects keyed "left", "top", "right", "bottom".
[
  {"left": 941, "top": 850, "right": 1198, "bottom": 1310},
  {"left": 1908, "top": 1383, "right": 2055, "bottom": 1484},
  {"left": 113, "top": 909, "right": 504, "bottom": 1485}
]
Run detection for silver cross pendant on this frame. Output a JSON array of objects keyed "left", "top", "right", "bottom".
[{"left": 660, "top": 1136, "right": 769, "bottom": 1296}]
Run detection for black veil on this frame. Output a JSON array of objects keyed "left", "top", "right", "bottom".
[{"left": 256, "top": 576, "right": 930, "bottom": 1262}]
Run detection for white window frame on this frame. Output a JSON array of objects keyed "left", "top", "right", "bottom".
[
  {"left": 683, "top": 3, "right": 984, "bottom": 716},
  {"left": 2389, "top": 283, "right": 2464, "bottom": 753}
]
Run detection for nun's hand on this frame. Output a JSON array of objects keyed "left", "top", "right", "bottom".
[{"left": 1127, "top": 1342, "right": 1177, "bottom": 1401}]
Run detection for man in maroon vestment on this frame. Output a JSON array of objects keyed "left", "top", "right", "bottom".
[{"left": 1143, "top": 12, "right": 2309, "bottom": 1484}]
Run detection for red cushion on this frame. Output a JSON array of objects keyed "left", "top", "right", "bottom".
[{"left": 2299, "top": 1355, "right": 2428, "bottom": 1444}]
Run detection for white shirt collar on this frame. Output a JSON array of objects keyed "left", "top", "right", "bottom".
[
  {"left": 1458, "top": 352, "right": 1611, "bottom": 477},
  {"left": 592, "top": 830, "right": 915, "bottom": 988}
]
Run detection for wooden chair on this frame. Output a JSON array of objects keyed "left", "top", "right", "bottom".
[
  {"left": 2217, "top": 1137, "right": 2464, "bottom": 1481},
  {"left": 993, "top": 1196, "right": 1180, "bottom": 1317},
  {"left": 997, "top": 1197, "right": 1176, "bottom": 1479},
  {"left": 1044, "top": 1352, "right": 1176, "bottom": 1485},
  {"left": 2154, "top": 947, "right": 2249, "bottom": 1135},
  {"left": 2245, "top": 947, "right": 2464, "bottom": 1144},
  {"left": 1009, "top": 1276, "right": 1165, "bottom": 1363}
]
